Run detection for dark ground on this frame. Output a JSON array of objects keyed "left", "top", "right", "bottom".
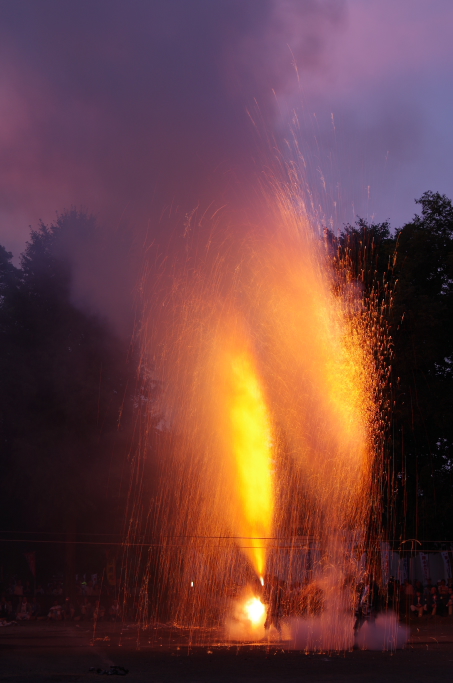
[{"left": 2, "top": 619, "right": 453, "bottom": 683}]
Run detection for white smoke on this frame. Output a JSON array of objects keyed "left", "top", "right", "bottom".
[
  {"left": 289, "top": 615, "right": 355, "bottom": 651},
  {"left": 288, "top": 611, "right": 408, "bottom": 651},
  {"left": 355, "top": 612, "right": 409, "bottom": 651}
]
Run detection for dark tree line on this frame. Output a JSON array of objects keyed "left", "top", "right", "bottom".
[
  {"left": 335, "top": 192, "right": 453, "bottom": 543},
  {"left": 0, "top": 211, "right": 136, "bottom": 584}
]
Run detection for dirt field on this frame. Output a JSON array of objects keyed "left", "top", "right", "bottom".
[{"left": 2, "top": 618, "right": 453, "bottom": 683}]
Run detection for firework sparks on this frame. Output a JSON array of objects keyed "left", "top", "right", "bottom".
[{"left": 132, "top": 159, "right": 386, "bottom": 649}]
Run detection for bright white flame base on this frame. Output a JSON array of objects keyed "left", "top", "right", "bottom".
[
  {"left": 225, "top": 587, "right": 266, "bottom": 641},
  {"left": 225, "top": 586, "right": 289, "bottom": 642},
  {"left": 244, "top": 597, "right": 266, "bottom": 626}
]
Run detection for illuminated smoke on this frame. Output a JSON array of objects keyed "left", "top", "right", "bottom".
[{"left": 134, "top": 157, "right": 384, "bottom": 648}]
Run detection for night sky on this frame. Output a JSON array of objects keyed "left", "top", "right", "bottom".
[{"left": 0, "top": 0, "right": 452, "bottom": 329}]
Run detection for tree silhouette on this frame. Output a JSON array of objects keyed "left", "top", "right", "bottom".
[
  {"left": 336, "top": 192, "right": 453, "bottom": 542},
  {"left": 0, "top": 212, "right": 135, "bottom": 588}
]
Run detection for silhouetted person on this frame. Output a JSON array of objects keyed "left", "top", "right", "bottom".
[
  {"left": 16, "top": 596, "right": 31, "bottom": 620},
  {"left": 264, "top": 577, "right": 283, "bottom": 637}
]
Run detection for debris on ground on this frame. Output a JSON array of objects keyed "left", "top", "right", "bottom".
[{"left": 89, "top": 666, "right": 129, "bottom": 675}]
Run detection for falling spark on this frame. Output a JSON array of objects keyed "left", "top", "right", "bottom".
[{"left": 130, "top": 152, "right": 388, "bottom": 650}]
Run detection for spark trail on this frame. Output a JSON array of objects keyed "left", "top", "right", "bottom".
[{"left": 133, "top": 161, "right": 384, "bottom": 648}]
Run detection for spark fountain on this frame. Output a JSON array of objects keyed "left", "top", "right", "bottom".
[{"left": 131, "top": 164, "right": 386, "bottom": 650}]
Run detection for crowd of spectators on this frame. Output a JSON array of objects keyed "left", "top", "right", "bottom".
[
  {"left": 388, "top": 577, "right": 453, "bottom": 618},
  {"left": 353, "top": 576, "right": 453, "bottom": 622},
  {"left": 2, "top": 572, "right": 453, "bottom": 628},
  {"left": 0, "top": 575, "right": 121, "bottom": 625},
  {"left": 258, "top": 574, "right": 453, "bottom": 630},
  {"left": 259, "top": 574, "right": 453, "bottom": 622}
]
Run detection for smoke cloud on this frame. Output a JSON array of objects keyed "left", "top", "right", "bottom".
[{"left": 0, "top": 0, "right": 452, "bottom": 330}]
